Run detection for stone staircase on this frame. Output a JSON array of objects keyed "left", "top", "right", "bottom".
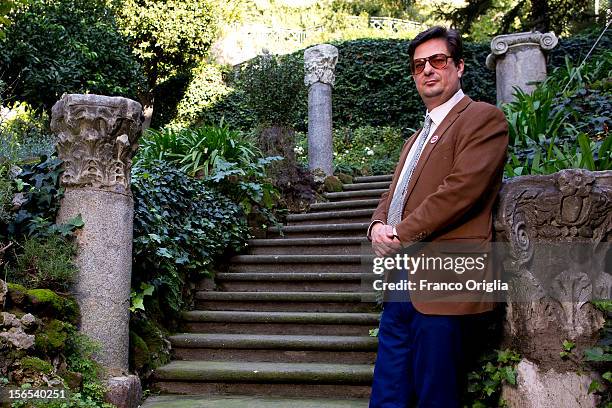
[{"left": 143, "top": 175, "right": 392, "bottom": 407}]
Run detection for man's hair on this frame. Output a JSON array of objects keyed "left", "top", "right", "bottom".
[{"left": 408, "top": 26, "right": 463, "bottom": 66}]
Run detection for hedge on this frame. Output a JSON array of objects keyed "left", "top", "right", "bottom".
[{"left": 156, "top": 31, "right": 611, "bottom": 132}]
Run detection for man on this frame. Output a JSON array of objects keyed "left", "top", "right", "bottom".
[{"left": 367, "top": 26, "right": 508, "bottom": 407}]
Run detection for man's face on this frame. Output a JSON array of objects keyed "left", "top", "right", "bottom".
[{"left": 412, "top": 38, "right": 464, "bottom": 110}]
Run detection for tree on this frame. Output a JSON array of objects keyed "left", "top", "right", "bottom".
[
  {"left": 0, "top": 0, "right": 144, "bottom": 110},
  {"left": 435, "top": 0, "right": 596, "bottom": 38},
  {"left": 112, "top": 0, "right": 218, "bottom": 129}
]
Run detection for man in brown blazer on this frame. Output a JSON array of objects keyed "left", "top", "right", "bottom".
[{"left": 367, "top": 26, "right": 508, "bottom": 408}]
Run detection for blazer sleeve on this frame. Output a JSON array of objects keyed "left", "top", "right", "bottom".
[{"left": 394, "top": 106, "right": 508, "bottom": 243}]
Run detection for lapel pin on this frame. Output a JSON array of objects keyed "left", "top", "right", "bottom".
[{"left": 430, "top": 135, "right": 439, "bottom": 144}]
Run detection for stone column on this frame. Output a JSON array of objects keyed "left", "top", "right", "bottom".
[
  {"left": 304, "top": 44, "right": 338, "bottom": 176},
  {"left": 51, "top": 94, "right": 142, "bottom": 375},
  {"left": 495, "top": 169, "right": 612, "bottom": 407},
  {"left": 486, "top": 31, "right": 558, "bottom": 105}
]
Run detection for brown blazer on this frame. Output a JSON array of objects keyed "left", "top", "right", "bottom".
[{"left": 371, "top": 95, "right": 508, "bottom": 315}]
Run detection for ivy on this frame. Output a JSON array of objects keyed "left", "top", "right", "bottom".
[{"left": 131, "top": 161, "right": 250, "bottom": 319}]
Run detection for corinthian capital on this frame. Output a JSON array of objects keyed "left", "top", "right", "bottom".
[
  {"left": 51, "top": 94, "right": 143, "bottom": 193},
  {"left": 304, "top": 44, "right": 339, "bottom": 87}
]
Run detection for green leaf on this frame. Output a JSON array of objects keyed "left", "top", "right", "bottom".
[
  {"left": 584, "top": 347, "right": 612, "bottom": 362},
  {"left": 68, "top": 214, "right": 84, "bottom": 228},
  {"left": 588, "top": 380, "right": 603, "bottom": 394}
]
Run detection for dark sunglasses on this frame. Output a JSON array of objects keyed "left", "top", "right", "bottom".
[{"left": 411, "top": 54, "right": 453, "bottom": 75}]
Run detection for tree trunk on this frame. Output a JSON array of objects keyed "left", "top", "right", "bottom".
[{"left": 139, "top": 92, "right": 154, "bottom": 132}]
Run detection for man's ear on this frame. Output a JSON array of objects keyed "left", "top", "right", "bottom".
[{"left": 457, "top": 59, "right": 465, "bottom": 78}]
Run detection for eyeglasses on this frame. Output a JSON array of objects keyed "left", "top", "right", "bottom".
[{"left": 411, "top": 54, "right": 452, "bottom": 75}]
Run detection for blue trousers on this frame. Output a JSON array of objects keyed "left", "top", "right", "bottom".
[{"left": 369, "top": 300, "right": 467, "bottom": 408}]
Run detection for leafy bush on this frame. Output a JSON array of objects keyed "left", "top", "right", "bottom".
[
  {"left": 238, "top": 51, "right": 306, "bottom": 128},
  {"left": 0, "top": 0, "right": 144, "bottom": 111},
  {"left": 256, "top": 126, "right": 318, "bottom": 214},
  {"left": 131, "top": 161, "right": 249, "bottom": 319},
  {"left": 296, "top": 125, "right": 405, "bottom": 176},
  {"left": 464, "top": 349, "right": 521, "bottom": 407},
  {"left": 0, "top": 102, "right": 55, "bottom": 163},
  {"left": 169, "top": 64, "right": 236, "bottom": 128},
  {"left": 503, "top": 50, "right": 611, "bottom": 177},
  {"left": 7, "top": 156, "right": 64, "bottom": 238},
  {"left": 136, "top": 123, "right": 282, "bottom": 219}
]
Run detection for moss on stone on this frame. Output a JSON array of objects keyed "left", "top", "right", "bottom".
[
  {"left": 129, "top": 331, "right": 150, "bottom": 372},
  {"left": 130, "top": 315, "right": 171, "bottom": 374},
  {"left": 26, "top": 289, "right": 80, "bottom": 324},
  {"left": 35, "top": 319, "right": 72, "bottom": 354},
  {"left": 20, "top": 356, "right": 53, "bottom": 374},
  {"left": 323, "top": 176, "right": 343, "bottom": 192},
  {"left": 336, "top": 173, "right": 353, "bottom": 184},
  {"left": 6, "top": 283, "right": 27, "bottom": 306}
]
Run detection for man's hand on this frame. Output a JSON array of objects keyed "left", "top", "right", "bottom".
[{"left": 371, "top": 223, "right": 402, "bottom": 257}]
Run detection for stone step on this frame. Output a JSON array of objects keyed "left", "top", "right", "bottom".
[
  {"left": 152, "top": 361, "right": 374, "bottom": 398},
  {"left": 195, "top": 291, "right": 377, "bottom": 313},
  {"left": 343, "top": 181, "right": 390, "bottom": 191},
  {"left": 211, "top": 272, "right": 368, "bottom": 292},
  {"left": 309, "top": 199, "right": 379, "bottom": 212},
  {"left": 181, "top": 310, "right": 379, "bottom": 335},
  {"left": 170, "top": 333, "right": 377, "bottom": 364},
  {"left": 353, "top": 175, "right": 393, "bottom": 183},
  {"left": 171, "top": 333, "right": 377, "bottom": 350},
  {"left": 268, "top": 223, "right": 369, "bottom": 238},
  {"left": 246, "top": 237, "right": 368, "bottom": 255},
  {"left": 228, "top": 254, "right": 364, "bottom": 274},
  {"left": 141, "top": 395, "right": 369, "bottom": 408},
  {"left": 153, "top": 381, "right": 372, "bottom": 400},
  {"left": 154, "top": 360, "right": 373, "bottom": 383},
  {"left": 323, "top": 189, "right": 387, "bottom": 202},
  {"left": 182, "top": 310, "right": 380, "bottom": 325},
  {"left": 286, "top": 208, "right": 374, "bottom": 226}
]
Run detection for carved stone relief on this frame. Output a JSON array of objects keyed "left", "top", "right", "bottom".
[{"left": 495, "top": 169, "right": 611, "bottom": 366}]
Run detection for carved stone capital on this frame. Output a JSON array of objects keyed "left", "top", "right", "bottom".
[
  {"left": 495, "top": 169, "right": 611, "bottom": 367},
  {"left": 51, "top": 94, "right": 143, "bottom": 194},
  {"left": 486, "top": 31, "right": 558, "bottom": 70},
  {"left": 304, "top": 44, "right": 339, "bottom": 87}
]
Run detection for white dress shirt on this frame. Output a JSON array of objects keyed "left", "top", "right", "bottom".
[{"left": 368, "top": 88, "right": 466, "bottom": 240}]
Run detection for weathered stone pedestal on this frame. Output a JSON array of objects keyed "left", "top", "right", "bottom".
[
  {"left": 304, "top": 44, "right": 338, "bottom": 176},
  {"left": 495, "top": 169, "right": 611, "bottom": 407},
  {"left": 486, "top": 31, "right": 558, "bottom": 104},
  {"left": 51, "top": 94, "right": 143, "bottom": 407}
]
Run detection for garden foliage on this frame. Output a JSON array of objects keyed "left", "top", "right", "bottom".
[
  {"left": 131, "top": 161, "right": 249, "bottom": 319},
  {"left": 0, "top": 0, "right": 144, "bottom": 111},
  {"left": 503, "top": 49, "right": 611, "bottom": 177},
  {"left": 163, "top": 33, "right": 610, "bottom": 135}
]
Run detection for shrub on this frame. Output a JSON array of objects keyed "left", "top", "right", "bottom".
[
  {"left": 296, "top": 125, "right": 405, "bottom": 176},
  {"left": 238, "top": 51, "right": 306, "bottom": 128},
  {"left": 6, "top": 234, "right": 78, "bottom": 291},
  {"left": 170, "top": 64, "right": 236, "bottom": 128},
  {"left": 136, "top": 123, "right": 282, "bottom": 220},
  {"left": 0, "top": 0, "right": 144, "bottom": 111},
  {"left": 503, "top": 50, "right": 611, "bottom": 177},
  {"left": 0, "top": 102, "right": 55, "bottom": 164},
  {"left": 131, "top": 161, "right": 249, "bottom": 319}
]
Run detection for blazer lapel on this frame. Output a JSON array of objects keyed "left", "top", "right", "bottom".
[
  {"left": 401, "top": 95, "right": 473, "bottom": 207},
  {"left": 385, "top": 129, "right": 420, "bottom": 210}
]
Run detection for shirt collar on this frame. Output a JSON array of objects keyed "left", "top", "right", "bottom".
[{"left": 426, "top": 89, "right": 465, "bottom": 126}]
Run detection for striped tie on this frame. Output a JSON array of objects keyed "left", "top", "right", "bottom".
[{"left": 387, "top": 115, "right": 433, "bottom": 227}]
